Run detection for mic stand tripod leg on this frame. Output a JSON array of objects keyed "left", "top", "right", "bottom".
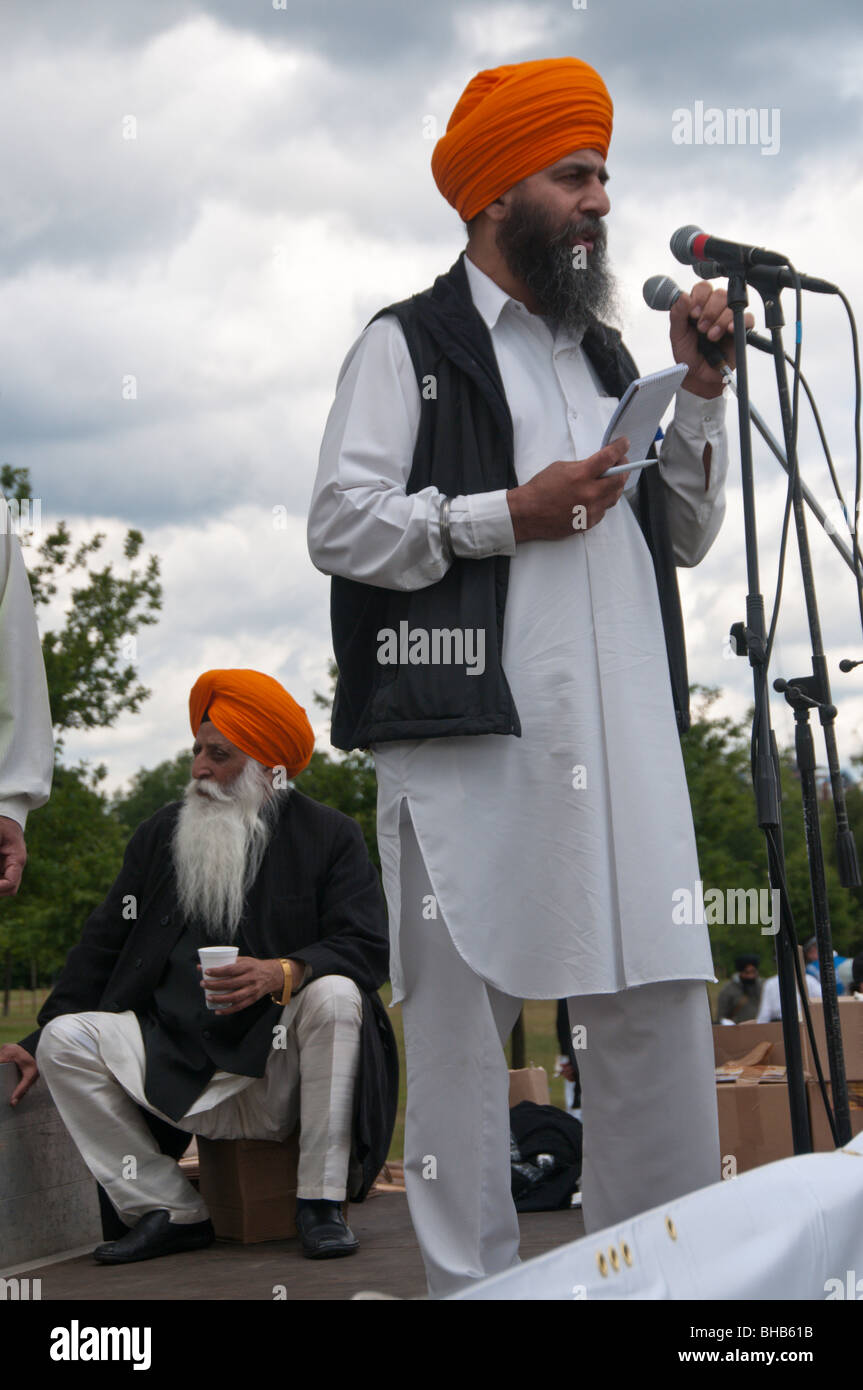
[
  {"left": 774, "top": 680, "right": 852, "bottom": 1144},
  {"left": 758, "top": 278, "right": 854, "bottom": 1145},
  {"left": 726, "top": 270, "right": 811, "bottom": 1154}
]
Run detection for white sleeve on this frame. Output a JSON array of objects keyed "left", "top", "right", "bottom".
[
  {"left": 307, "top": 316, "right": 515, "bottom": 591},
  {"left": 0, "top": 533, "right": 54, "bottom": 827},
  {"left": 755, "top": 975, "right": 776, "bottom": 1023},
  {"left": 657, "top": 387, "right": 729, "bottom": 567}
]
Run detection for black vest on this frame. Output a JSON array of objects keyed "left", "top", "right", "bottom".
[{"left": 329, "top": 253, "right": 690, "bottom": 750}]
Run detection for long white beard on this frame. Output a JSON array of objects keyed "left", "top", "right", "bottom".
[{"left": 172, "top": 760, "right": 281, "bottom": 942}]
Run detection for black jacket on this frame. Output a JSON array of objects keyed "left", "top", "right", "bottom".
[
  {"left": 21, "top": 791, "right": 398, "bottom": 1213},
  {"left": 330, "top": 251, "right": 690, "bottom": 751}
]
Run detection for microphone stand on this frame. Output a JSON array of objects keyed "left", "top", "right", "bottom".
[
  {"left": 747, "top": 269, "right": 856, "bottom": 1145},
  {"left": 723, "top": 269, "right": 812, "bottom": 1153}
]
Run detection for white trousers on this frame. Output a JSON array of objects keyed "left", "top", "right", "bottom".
[
  {"left": 36, "top": 975, "right": 363, "bottom": 1225},
  {"left": 397, "top": 810, "right": 721, "bottom": 1297}
]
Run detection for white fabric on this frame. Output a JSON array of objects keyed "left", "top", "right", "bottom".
[
  {"left": 310, "top": 254, "right": 728, "bottom": 1002},
  {"left": 757, "top": 970, "right": 822, "bottom": 1022},
  {"left": 445, "top": 1130, "right": 863, "bottom": 1301},
  {"left": 397, "top": 804, "right": 719, "bottom": 1298},
  {"left": 36, "top": 975, "right": 363, "bottom": 1221},
  {"left": 0, "top": 533, "right": 53, "bottom": 828}
]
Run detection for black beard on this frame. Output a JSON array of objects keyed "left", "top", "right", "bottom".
[{"left": 494, "top": 195, "right": 619, "bottom": 335}]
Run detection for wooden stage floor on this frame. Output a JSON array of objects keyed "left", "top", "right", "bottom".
[{"left": 23, "top": 1184, "right": 586, "bottom": 1301}]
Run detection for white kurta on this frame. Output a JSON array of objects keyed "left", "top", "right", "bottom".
[
  {"left": 309, "top": 256, "right": 729, "bottom": 1003},
  {"left": 0, "top": 532, "right": 53, "bottom": 827}
]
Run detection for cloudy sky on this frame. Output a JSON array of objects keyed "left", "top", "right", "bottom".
[{"left": 4, "top": 0, "right": 863, "bottom": 795}]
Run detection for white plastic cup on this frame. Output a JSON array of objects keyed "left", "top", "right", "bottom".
[{"left": 198, "top": 946, "right": 239, "bottom": 1010}]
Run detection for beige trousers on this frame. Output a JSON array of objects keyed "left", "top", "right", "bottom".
[{"left": 36, "top": 975, "right": 363, "bottom": 1224}]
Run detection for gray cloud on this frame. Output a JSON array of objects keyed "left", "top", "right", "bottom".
[{"left": 3, "top": 0, "right": 863, "bottom": 789}]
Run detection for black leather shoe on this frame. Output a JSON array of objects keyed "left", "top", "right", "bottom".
[
  {"left": 295, "top": 1200, "right": 359, "bottom": 1259},
  {"left": 93, "top": 1210, "right": 214, "bottom": 1265}
]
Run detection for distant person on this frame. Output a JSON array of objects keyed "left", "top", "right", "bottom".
[
  {"left": 803, "top": 935, "right": 847, "bottom": 995},
  {"left": 0, "top": 528, "right": 53, "bottom": 894},
  {"left": 0, "top": 669, "right": 396, "bottom": 1265},
  {"left": 836, "top": 955, "right": 856, "bottom": 993},
  {"left": 850, "top": 953, "right": 863, "bottom": 1000},
  {"left": 716, "top": 955, "right": 762, "bottom": 1023},
  {"left": 756, "top": 968, "right": 821, "bottom": 1023}
]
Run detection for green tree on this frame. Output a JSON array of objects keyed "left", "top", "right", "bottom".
[
  {"left": 292, "top": 661, "right": 379, "bottom": 867},
  {"left": 0, "top": 765, "right": 127, "bottom": 986},
  {"left": 294, "top": 749, "right": 379, "bottom": 870},
  {"left": 113, "top": 751, "right": 193, "bottom": 834},
  {"left": 682, "top": 687, "right": 863, "bottom": 980},
  {"left": 1, "top": 467, "right": 164, "bottom": 998},
  {"left": 1, "top": 465, "right": 161, "bottom": 738}
]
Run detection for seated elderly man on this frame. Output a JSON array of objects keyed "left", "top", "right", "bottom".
[{"left": 0, "top": 668, "right": 397, "bottom": 1264}]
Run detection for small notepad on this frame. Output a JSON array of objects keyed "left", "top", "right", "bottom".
[{"left": 601, "top": 363, "right": 688, "bottom": 461}]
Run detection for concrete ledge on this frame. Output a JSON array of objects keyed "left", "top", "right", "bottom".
[{"left": 0, "top": 1062, "right": 101, "bottom": 1269}]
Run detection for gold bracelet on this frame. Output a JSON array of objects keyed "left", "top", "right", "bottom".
[{"left": 270, "top": 958, "right": 292, "bottom": 1007}]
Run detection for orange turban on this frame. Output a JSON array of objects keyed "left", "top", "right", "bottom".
[
  {"left": 189, "top": 669, "right": 315, "bottom": 779},
  {"left": 431, "top": 57, "right": 613, "bottom": 222}
]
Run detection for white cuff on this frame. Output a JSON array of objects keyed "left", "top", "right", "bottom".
[
  {"left": 451, "top": 490, "right": 517, "bottom": 558},
  {"left": 674, "top": 384, "right": 726, "bottom": 425},
  {"left": 0, "top": 798, "right": 29, "bottom": 829}
]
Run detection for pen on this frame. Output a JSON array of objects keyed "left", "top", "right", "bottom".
[{"left": 603, "top": 459, "right": 658, "bottom": 477}]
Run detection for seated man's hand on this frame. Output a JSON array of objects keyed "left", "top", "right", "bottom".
[
  {"left": 198, "top": 957, "right": 305, "bottom": 1015},
  {"left": 0, "top": 1043, "right": 39, "bottom": 1105},
  {"left": 0, "top": 816, "right": 27, "bottom": 896}
]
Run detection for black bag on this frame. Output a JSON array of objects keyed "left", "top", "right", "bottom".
[{"left": 510, "top": 1100, "right": 583, "bottom": 1212}]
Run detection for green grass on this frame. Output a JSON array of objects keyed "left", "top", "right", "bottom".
[
  {"left": 0, "top": 989, "right": 49, "bottom": 1047},
  {"left": 2, "top": 982, "right": 725, "bottom": 1161},
  {"left": 380, "top": 986, "right": 572, "bottom": 1160}
]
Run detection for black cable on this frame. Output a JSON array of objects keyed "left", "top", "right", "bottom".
[
  {"left": 764, "top": 275, "right": 804, "bottom": 668},
  {"left": 837, "top": 290, "right": 863, "bottom": 639}
]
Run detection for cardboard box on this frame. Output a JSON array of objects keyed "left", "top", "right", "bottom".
[
  {"left": 713, "top": 1026, "right": 804, "bottom": 1173},
  {"left": 801, "top": 999, "right": 863, "bottom": 1081},
  {"left": 713, "top": 1021, "right": 791, "bottom": 1067},
  {"left": 196, "top": 1134, "right": 348, "bottom": 1243},
  {"left": 508, "top": 1066, "right": 550, "bottom": 1108},
  {"left": 716, "top": 1080, "right": 794, "bottom": 1174},
  {"left": 807, "top": 1079, "right": 863, "bottom": 1152}
]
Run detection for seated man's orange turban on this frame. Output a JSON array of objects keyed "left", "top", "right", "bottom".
[
  {"left": 189, "top": 669, "right": 315, "bottom": 779},
  {"left": 431, "top": 57, "right": 613, "bottom": 222}
]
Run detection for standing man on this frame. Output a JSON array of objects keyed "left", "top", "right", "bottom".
[
  {"left": 717, "top": 954, "right": 763, "bottom": 1023},
  {"left": 309, "top": 56, "right": 741, "bottom": 1296},
  {"left": 0, "top": 527, "right": 53, "bottom": 895}
]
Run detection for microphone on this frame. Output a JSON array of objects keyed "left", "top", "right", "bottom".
[
  {"left": 642, "top": 275, "right": 727, "bottom": 368},
  {"left": 671, "top": 224, "right": 789, "bottom": 269},
  {"left": 691, "top": 258, "right": 838, "bottom": 297},
  {"left": 839, "top": 659, "right": 863, "bottom": 672},
  {"left": 642, "top": 275, "right": 686, "bottom": 312},
  {"left": 644, "top": 276, "right": 818, "bottom": 359}
]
